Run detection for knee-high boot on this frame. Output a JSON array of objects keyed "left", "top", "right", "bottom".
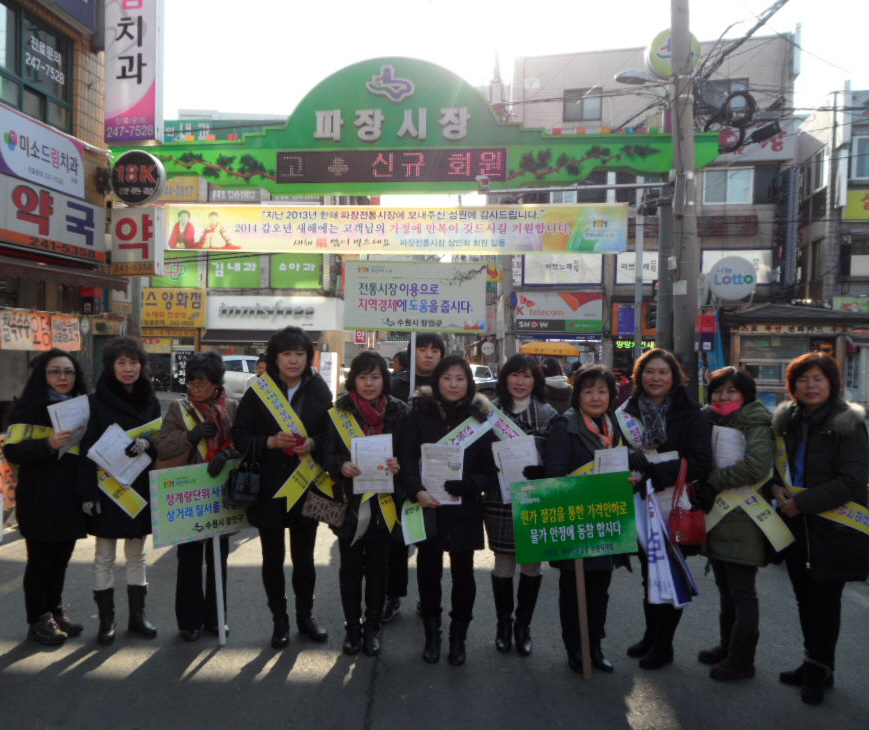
[
  {"left": 491, "top": 575, "right": 514, "bottom": 653},
  {"left": 93, "top": 588, "right": 115, "bottom": 645},
  {"left": 514, "top": 573, "right": 542, "bottom": 657},
  {"left": 127, "top": 585, "right": 157, "bottom": 638},
  {"left": 627, "top": 598, "right": 655, "bottom": 658},
  {"left": 268, "top": 597, "right": 289, "bottom": 649},
  {"left": 639, "top": 605, "right": 681, "bottom": 670}
]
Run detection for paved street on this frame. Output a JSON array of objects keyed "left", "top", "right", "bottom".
[{"left": 0, "top": 522, "right": 866, "bottom": 730}]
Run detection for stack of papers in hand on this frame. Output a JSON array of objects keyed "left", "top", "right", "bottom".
[{"left": 87, "top": 423, "right": 150, "bottom": 486}]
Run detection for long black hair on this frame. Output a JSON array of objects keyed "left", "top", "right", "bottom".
[
  {"left": 495, "top": 353, "right": 545, "bottom": 410},
  {"left": 18, "top": 348, "right": 88, "bottom": 404}
]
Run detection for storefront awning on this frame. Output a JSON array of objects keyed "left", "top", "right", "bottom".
[
  {"left": 721, "top": 303, "right": 869, "bottom": 326},
  {"left": 0, "top": 254, "right": 128, "bottom": 292}
]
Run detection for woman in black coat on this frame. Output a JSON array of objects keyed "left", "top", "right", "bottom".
[
  {"left": 618, "top": 349, "right": 712, "bottom": 670},
  {"left": 399, "top": 355, "right": 498, "bottom": 666},
  {"left": 321, "top": 351, "right": 406, "bottom": 657},
  {"left": 4, "top": 349, "right": 88, "bottom": 646},
  {"left": 546, "top": 365, "right": 623, "bottom": 675},
  {"left": 771, "top": 353, "right": 869, "bottom": 705},
  {"left": 485, "top": 354, "right": 556, "bottom": 657},
  {"left": 231, "top": 327, "right": 333, "bottom": 649},
  {"left": 77, "top": 336, "right": 162, "bottom": 645}
]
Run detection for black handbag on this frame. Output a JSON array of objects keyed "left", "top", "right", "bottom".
[{"left": 228, "top": 440, "right": 260, "bottom": 507}]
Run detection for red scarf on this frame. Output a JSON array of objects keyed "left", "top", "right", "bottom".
[
  {"left": 190, "top": 390, "right": 233, "bottom": 459},
  {"left": 582, "top": 412, "right": 613, "bottom": 449},
  {"left": 349, "top": 392, "right": 387, "bottom": 435}
]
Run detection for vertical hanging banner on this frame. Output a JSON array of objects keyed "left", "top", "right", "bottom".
[
  {"left": 111, "top": 207, "right": 164, "bottom": 275},
  {"left": 105, "top": 0, "right": 163, "bottom": 143}
]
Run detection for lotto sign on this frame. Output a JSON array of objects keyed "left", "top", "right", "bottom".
[
  {"left": 149, "top": 462, "right": 250, "bottom": 548},
  {"left": 111, "top": 207, "right": 164, "bottom": 275},
  {"left": 511, "top": 473, "right": 636, "bottom": 564},
  {"left": 141, "top": 288, "right": 205, "bottom": 328}
]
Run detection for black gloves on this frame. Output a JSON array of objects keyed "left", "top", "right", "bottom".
[
  {"left": 125, "top": 437, "right": 151, "bottom": 457},
  {"left": 628, "top": 450, "right": 651, "bottom": 473},
  {"left": 444, "top": 479, "right": 476, "bottom": 498},
  {"left": 522, "top": 464, "right": 546, "bottom": 480},
  {"left": 188, "top": 422, "right": 218, "bottom": 444},
  {"left": 207, "top": 449, "right": 230, "bottom": 477}
]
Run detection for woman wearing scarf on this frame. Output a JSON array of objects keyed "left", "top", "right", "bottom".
[
  {"left": 4, "top": 349, "right": 88, "bottom": 645},
  {"left": 698, "top": 367, "right": 774, "bottom": 681},
  {"left": 771, "top": 353, "right": 868, "bottom": 705},
  {"left": 399, "top": 355, "right": 498, "bottom": 666},
  {"left": 321, "top": 351, "right": 406, "bottom": 657},
  {"left": 545, "top": 365, "right": 622, "bottom": 675},
  {"left": 156, "top": 351, "right": 239, "bottom": 642},
  {"left": 77, "top": 336, "right": 162, "bottom": 644},
  {"left": 619, "top": 349, "right": 712, "bottom": 670},
  {"left": 484, "top": 354, "right": 556, "bottom": 657}
]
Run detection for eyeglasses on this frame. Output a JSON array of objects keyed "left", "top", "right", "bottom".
[
  {"left": 187, "top": 380, "right": 215, "bottom": 391},
  {"left": 46, "top": 369, "right": 75, "bottom": 378}
]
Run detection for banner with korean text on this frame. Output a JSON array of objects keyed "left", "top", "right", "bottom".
[
  {"left": 512, "top": 474, "right": 636, "bottom": 564},
  {"left": 141, "top": 288, "right": 205, "bottom": 328},
  {"left": 344, "top": 261, "right": 487, "bottom": 333},
  {"left": 0, "top": 309, "right": 82, "bottom": 351},
  {"left": 160, "top": 204, "right": 628, "bottom": 255},
  {"left": 149, "top": 462, "right": 250, "bottom": 548}
]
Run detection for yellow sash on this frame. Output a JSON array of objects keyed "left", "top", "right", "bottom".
[
  {"left": 774, "top": 435, "right": 869, "bottom": 536},
  {"left": 570, "top": 461, "right": 595, "bottom": 477},
  {"left": 178, "top": 401, "right": 209, "bottom": 461},
  {"left": 96, "top": 418, "right": 162, "bottom": 519},
  {"left": 705, "top": 469, "right": 794, "bottom": 552},
  {"left": 327, "top": 407, "right": 397, "bottom": 531},
  {"left": 251, "top": 374, "right": 335, "bottom": 511},
  {"left": 5, "top": 423, "right": 81, "bottom": 456}
]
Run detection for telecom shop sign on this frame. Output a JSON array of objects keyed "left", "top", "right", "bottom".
[
  {"left": 512, "top": 473, "right": 636, "bottom": 563},
  {"left": 159, "top": 203, "right": 629, "bottom": 254},
  {"left": 344, "top": 261, "right": 487, "bottom": 333},
  {"left": 0, "top": 103, "right": 84, "bottom": 198},
  {"left": 110, "top": 57, "right": 722, "bottom": 196},
  {"left": 514, "top": 292, "right": 604, "bottom": 334}
]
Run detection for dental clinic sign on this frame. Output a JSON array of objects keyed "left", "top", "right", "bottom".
[{"left": 708, "top": 256, "right": 756, "bottom": 302}]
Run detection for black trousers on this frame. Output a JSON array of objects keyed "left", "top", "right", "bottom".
[
  {"left": 175, "top": 537, "right": 230, "bottom": 631},
  {"left": 785, "top": 546, "right": 845, "bottom": 670},
  {"left": 416, "top": 544, "right": 475, "bottom": 622},
  {"left": 258, "top": 522, "right": 318, "bottom": 613},
  {"left": 338, "top": 536, "right": 390, "bottom": 625},
  {"left": 558, "top": 567, "right": 612, "bottom": 654},
  {"left": 23, "top": 539, "right": 76, "bottom": 623},
  {"left": 710, "top": 559, "right": 758, "bottom": 639},
  {"left": 385, "top": 540, "right": 409, "bottom": 599}
]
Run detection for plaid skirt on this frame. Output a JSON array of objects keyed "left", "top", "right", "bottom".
[{"left": 483, "top": 495, "right": 516, "bottom": 553}]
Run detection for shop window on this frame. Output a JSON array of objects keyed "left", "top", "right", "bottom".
[
  {"left": 851, "top": 136, "right": 869, "bottom": 180},
  {"left": 0, "top": 3, "right": 72, "bottom": 132},
  {"left": 850, "top": 236, "right": 869, "bottom": 277},
  {"left": 563, "top": 88, "right": 602, "bottom": 123},
  {"left": 703, "top": 167, "right": 753, "bottom": 204}
]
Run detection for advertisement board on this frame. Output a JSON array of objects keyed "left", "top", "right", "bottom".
[
  {"left": 514, "top": 292, "right": 604, "bottom": 334},
  {"left": 141, "top": 288, "right": 206, "bottom": 328}
]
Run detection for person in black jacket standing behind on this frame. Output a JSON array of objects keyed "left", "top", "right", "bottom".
[
  {"left": 619, "top": 349, "right": 712, "bottom": 670},
  {"left": 399, "top": 355, "right": 498, "bottom": 666},
  {"left": 5, "top": 349, "right": 88, "bottom": 645},
  {"left": 231, "top": 327, "right": 333, "bottom": 649},
  {"left": 77, "top": 336, "right": 162, "bottom": 644},
  {"left": 382, "top": 333, "right": 444, "bottom": 623}
]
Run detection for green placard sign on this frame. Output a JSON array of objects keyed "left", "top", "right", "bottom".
[
  {"left": 511, "top": 473, "right": 636, "bottom": 563},
  {"left": 208, "top": 254, "right": 262, "bottom": 288},
  {"left": 149, "top": 462, "right": 251, "bottom": 548},
  {"left": 151, "top": 252, "right": 201, "bottom": 288},
  {"left": 270, "top": 253, "right": 323, "bottom": 289}
]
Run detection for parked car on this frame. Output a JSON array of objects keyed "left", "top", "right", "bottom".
[
  {"left": 221, "top": 355, "right": 261, "bottom": 399},
  {"left": 469, "top": 363, "right": 497, "bottom": 399}
]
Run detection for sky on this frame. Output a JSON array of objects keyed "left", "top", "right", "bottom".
[{"left": 162, "top": 0, "right": 866, "bottom": 121}]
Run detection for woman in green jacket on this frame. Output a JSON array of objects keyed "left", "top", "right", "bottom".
[{"left": 698, "top": 367, "right": 774, "bottom": 682}]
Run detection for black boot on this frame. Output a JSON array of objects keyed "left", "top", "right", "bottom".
[
  {"left": 52, "top": 606, "right": 83, "bottom": 638},
  {"left": 801, "top": 661, "right": 832, "bottom": 705},
  {"left": 780, "top": 663, "right": 834, "bottom": 688},
  {"left": 27, "top": 612, "right": 66, "bottom": 646},
  {"left": 448, "top": 619, "right": 469, "bottom": 666},
  {"left": 627, "top": 598, "right": 655, "bottom": 658},
  {"left": 698, "top": 614, "right": 733, "bottom": 665},
  {"left": 127, "top": 585, "right": 157, "bottom": 639},
  {"left": 710, "top": 630, "right": 758, "bottom": 681},
  {"left": 362, "top": 619, "right": 381, "bottom": 657},
  {"left": 639, "top": 606, "right": 681, "bottom": 670},
  {"left": 422, "top": 617, "right": 442, "bottom": 664},
  {"left": 491, "top": 575, "right": 514, "bottom": 653},
  {"left": 591, "top": 641, "right": 614, "bottom": 673},
  {"left": 93, "top": 589, "right": 116, "bottom": 645},
  {"left": 514, "top": 573, "right": 542, "bottom": 657},
  {"left": 268, "top": 598, "right": 289, "bottom": 649},
  {"left": 343, "top": 621, "right": 362, "bottom": 655},
  {"left": 296, "top": 613, "right": 328, "bottom": 643}
]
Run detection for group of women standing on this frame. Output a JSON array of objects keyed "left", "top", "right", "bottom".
[{"left": 5, "top": 330, "right": 867, "bottom": 707}]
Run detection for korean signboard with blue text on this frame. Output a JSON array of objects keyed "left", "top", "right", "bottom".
[
  {"left": 512, "top": 473, "right": 636, "bottom": 563},
  {"left": 149, "top": 462, "right": 250, "bottom": 548},
  {"left": 344, "top": 261, "right": 487, "bottom": 333}
]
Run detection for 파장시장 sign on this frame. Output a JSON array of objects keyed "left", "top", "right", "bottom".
[{"left": 512, "top": 473, "right": 636, "bottom": 564}]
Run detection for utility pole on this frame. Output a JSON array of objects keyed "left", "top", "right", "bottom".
[
  {"left": 670, "top": 0, "right": 700, "bottom": 396},
  {"left": 656, "top": 192, "right": 674, "bottom": 352},
  {"left": 634, "top": 186, "right": 646, "bottom": 361}
]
